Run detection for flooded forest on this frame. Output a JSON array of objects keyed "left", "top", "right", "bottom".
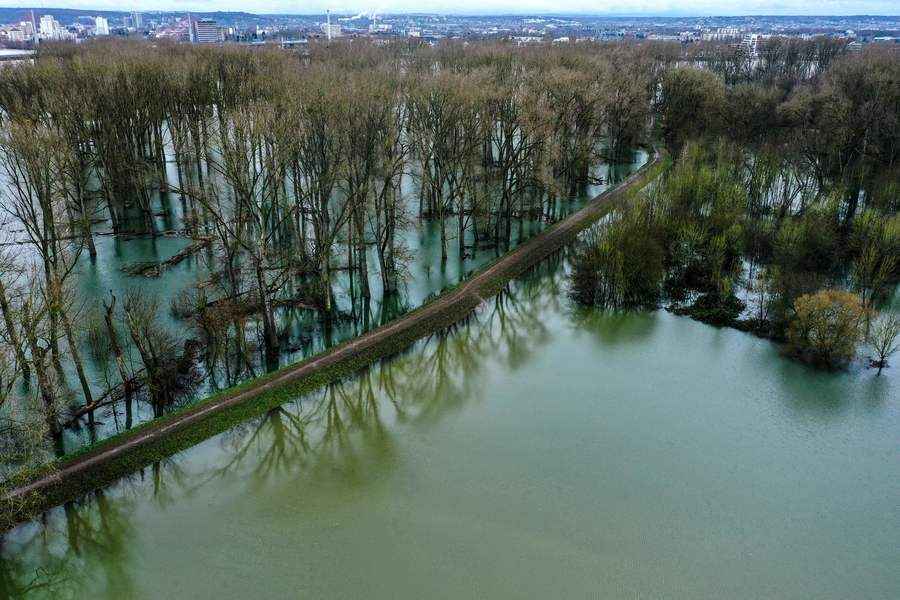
[
  {"left": 0, "top": 40, "right": 656, "bottom": 478},
  {"left": 0, "top": 33, "right": 897, "bottom": 600}
]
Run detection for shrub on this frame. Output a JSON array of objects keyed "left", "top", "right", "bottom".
[
  {"left": 571, "top": 203, "right": 665, "bottom": 309},
  {"left": 674, "top": 292, "right": 745, "bottom": 327},
  {"left": 83, "top": 310, "right": 113, "bottom": 363},
  {"left": 787, "top": 289, "right": 865, "bottom": 368},
  {"left": 170, "top": 285, "right": 208, "bottom": 320}
]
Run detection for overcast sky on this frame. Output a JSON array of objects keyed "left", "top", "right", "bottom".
[{"left": 0, "top": 0, "right": 897, "bottom": 16}]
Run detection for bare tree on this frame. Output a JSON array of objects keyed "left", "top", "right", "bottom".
[
  {"left": 868, "top": 314, "right": 899, "bottom": 375},
  {"left": 0, "top": 121, "right": 95, "bottom": 414}
]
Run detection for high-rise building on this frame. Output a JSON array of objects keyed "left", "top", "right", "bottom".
[
  {"left": 39, "top": 15, "right": 59, "bottom": 38},
  {"left": 321, "top": 23, "right": 342, "bottom": 39},
  {"left": 190, "top": 18, "right": 220, "bottom": 44},
  {"left": 322, "top": 9, "right": 341, "bottom": 40},
  {"left": 132, "top": 12, "right": 144, "bottom": 29},
  {"left": 36, "top": 15, "right": 74, "bottom": 40},
  {"left": 95, "top": 16, "right": 109, "bottom": 36}
]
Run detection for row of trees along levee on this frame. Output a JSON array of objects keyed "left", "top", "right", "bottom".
[
  {"left": 0, "top": 39, "right": 670, "bottom": 484},
  {"left": 573, "top": 43, "right": 899, "bottom": 373}
]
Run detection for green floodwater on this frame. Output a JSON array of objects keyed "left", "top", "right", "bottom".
[
  {"left": 1, "top": 258, "right": 897, "bottom": 599},
  {"left": 31, "top": 151, "right": 647, "bottom": 455}
]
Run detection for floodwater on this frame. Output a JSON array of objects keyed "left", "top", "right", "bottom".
[
  {"left": 35, "top": 152, "right": 649, "bottom": 455},
  {"left": 2, "top": 257, "right": 897, "bottom": 599}
]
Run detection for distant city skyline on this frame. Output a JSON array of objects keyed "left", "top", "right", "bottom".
[{"left": 0, "top": 0, "right": 897, "bottom": 17}]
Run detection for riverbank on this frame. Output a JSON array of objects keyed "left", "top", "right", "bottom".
[{"left": 0, "top": 151, "right": 663, "bottom": 532}]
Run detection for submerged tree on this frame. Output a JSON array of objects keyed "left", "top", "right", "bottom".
[
  {"left": 868, "top": 314, "right": 899, "bottom": 375},
  {"left": 571, "top": 199, "right": 665, "bottom": 309},
  {"left": 787, "top": 289, "right": 866, "bottom": 369}
]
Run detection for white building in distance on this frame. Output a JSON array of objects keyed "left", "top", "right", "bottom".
[
  {"left": 190, "top": 18, "right": 220, "bottom": 44},
  {"left": 95, "top": 16, "right": 110, "bottom": 36},
  {"left": 37, "top": 15, "right": 74, "bottom": 41},
  {"left": 322, "top": 23, "right": 342, "bottom": 38},
  {"left": 39, "top": 15, "right": 60, "bottom": 38}
]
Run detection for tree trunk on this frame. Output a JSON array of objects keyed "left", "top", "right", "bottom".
[
  {"left": 60, "top": 306, "right": 94, "bottom": 410},
  {"left": 21, "top": 306, "right": 58, "bottom": 436},
  {"left": 103, "top": 294, "right": 132, "bottom": 398},
  {"left": 0, "top": 277, "right": 29, "bottom": 380},
  {"left": 255, "top": 263, "right": 278, "bottom": 361}
]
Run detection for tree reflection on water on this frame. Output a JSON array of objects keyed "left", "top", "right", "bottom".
[{"left": 0, "top": 253, "right": 570, "bottom": 598}]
